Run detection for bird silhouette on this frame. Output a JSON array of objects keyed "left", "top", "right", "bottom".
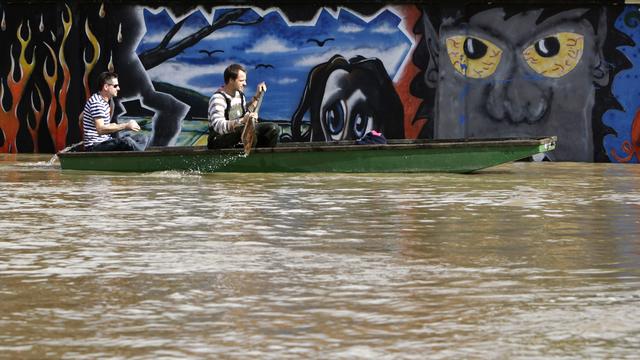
[
  {"left": 198, "top": 49, "right": 224, "bottom": 57},
  {"left": 307, "top": 37, "right": 335, "bottom": 47},
  {"left": 255, "top": 64, "right": 274, "bottom": 69}
]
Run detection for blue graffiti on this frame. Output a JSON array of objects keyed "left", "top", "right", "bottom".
[
  {"left": 604, "top": 6, "right": 640, "bottom": 163},
  {"left": 137, "top": 7, "right": 412, "bottom": 120}
]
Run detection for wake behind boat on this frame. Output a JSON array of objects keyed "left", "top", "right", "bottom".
[{"left": 57, "top": 137, "right": 556, "bottom": 173}]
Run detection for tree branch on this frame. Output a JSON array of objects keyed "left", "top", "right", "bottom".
[
  {"left": 139, "top": 9, "right": 262, "bottom": 70},
  {"left": 158, "top": 18, "right": 186, "bottom": 49}
]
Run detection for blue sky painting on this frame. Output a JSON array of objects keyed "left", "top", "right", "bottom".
[{"left": 137, "top": 6, "right": 413, "bottom": 120}]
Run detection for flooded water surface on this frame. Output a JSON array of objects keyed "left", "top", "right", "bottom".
[{"left": 1, "top": 154, "right": 639, "bottom": 358}]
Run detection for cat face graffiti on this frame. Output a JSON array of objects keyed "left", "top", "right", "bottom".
[{"left": 422, "top": 7, "right": 610, "bottom": 161}]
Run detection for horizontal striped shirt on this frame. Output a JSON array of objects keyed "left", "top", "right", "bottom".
[
  {"left": 208, "top": 89, "right": 246, "bottom": 135},
  {"left": 82, "top": 93, "right": 112, "bottom": 147}
]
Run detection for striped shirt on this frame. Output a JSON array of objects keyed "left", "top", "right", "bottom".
[
  {"left": 82, "top": 93, "right": 112, "bottom": 147},
  {"left": 208, "top": 89, "right": 246, "bottom": 135}
]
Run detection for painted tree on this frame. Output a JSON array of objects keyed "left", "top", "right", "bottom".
[{"left": 138, "top": 8, "right": 263, "bottom": 70}]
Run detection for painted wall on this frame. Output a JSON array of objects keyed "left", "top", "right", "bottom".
[{"left": 1, "top": 2, "right": 640, "bottom": 162}]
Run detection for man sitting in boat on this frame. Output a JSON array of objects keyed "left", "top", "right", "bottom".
[
  {"left": 207, "top": 64, "right": 279, "bottom": 149},
  {"left": 82, "top": 71, "right": 147, "bottom": 152}
]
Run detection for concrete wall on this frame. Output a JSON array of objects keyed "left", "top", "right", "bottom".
[{"left": 1, "top": 2, "right": 639, "bottom": 162}]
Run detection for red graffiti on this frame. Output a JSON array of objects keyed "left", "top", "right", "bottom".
[
  {"left": 610, "top": 109, "right": 640, "bottom": 163},
  {"left": 0, "top": 22, "right": 35, "bottom": 153},
  {"left": 393, "top": 5, "right": 428, "bottom": 139},
  {"left": 27, "top": 86, "right": 44, "bottom": 153}
]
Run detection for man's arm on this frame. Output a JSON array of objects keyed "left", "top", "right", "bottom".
[
  {"left": 208, "top": 92, "right": 245, "bottom": 135},
  {"left": 246, "top": 97, "right": 259, "bottom": 113},
  {"left": 246, "top": 82, "right": 267, "bottom": 113},
  {"left": 95, "top": 118, "right": 140, "bottom": 135}
]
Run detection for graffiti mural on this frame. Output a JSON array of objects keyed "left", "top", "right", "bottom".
[
  {"left": 411, "top": 5, "right": 633, "bottom": 162},
  {"left": 1, "top": 1, "right": 640, "bottom": 163},
  {"left": 605, "top": 7, "right": 640, "bottom": 163},
  {"left": 0, "top": 2, "right": 66, "bottom": 153},
  {"left": 137, "top": 5, "right": 412, "bottom": 144},
  {"left": 290, "top": 54, "right": 405, "bottom": 142}
]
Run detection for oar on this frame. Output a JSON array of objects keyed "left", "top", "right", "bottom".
[{"left": 241, "top": 87, "right": 265, "bottom": 155}]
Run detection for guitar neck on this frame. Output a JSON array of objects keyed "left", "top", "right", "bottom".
[{"left": 252, "top": 90, "right": 265, "bottom": 113}]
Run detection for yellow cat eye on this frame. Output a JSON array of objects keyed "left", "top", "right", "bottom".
[
  {"left": 523, "top": 32, "right": 584, "bottom": 78},
  {"left": 445, "top": 35, "right": 503, "bottom": 79}
]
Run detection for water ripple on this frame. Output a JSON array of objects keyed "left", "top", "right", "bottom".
[{"left": 1, "top": 160, "right": 640, "bottom": 358}]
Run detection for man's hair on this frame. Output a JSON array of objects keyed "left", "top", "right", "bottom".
[
  {"left": 224, "top": 64, "right": 246, "bottom": 84},
  {"left": 98, "top": 71, "right": 118, "bottom": 89}
]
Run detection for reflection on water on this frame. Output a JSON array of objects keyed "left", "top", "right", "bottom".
[{"left": 1, "top": 155, "right": 640, "bottom": 358}]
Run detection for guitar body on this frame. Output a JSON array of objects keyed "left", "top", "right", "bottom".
[
  {"left": 241, "top": 89, "right": 265, "bottom": 155},
  {"left": 241, "top": 117, "right": 256, "bottom": 155}
]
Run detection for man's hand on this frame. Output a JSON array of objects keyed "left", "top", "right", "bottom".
[
  {"left": 249, "top": 84, "right": 265, "bottom": 112},
  {"left": 256, "top": 82, "right": 267, "bottom": 93},
  {"left": 127, "top": 120, "right": 141, "bottom": 132},
  {"left": 236, "top": 112, "right": 257, "bottom": 130}
]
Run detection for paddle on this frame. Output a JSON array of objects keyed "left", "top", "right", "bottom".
[{"left": 241, "top": 86, "right": 265, "bottom": 156}]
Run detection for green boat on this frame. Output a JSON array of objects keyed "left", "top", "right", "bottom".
[{"left": 57, "top": 136, "right": 556, "bottom": 173}]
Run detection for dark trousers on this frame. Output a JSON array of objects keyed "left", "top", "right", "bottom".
[
  {"left": 90, "top": 133, "right": 148, "bottom": 152},
  {"left": 208, "top": 122, "right": 279, "bottom": 149}
]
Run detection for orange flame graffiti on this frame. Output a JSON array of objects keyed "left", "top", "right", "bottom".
[
  {"left": 28, "top": 86, "right": 44, "bottom": 153},
  {"left": 0, "top": 21, "right": 35, "bottom": 153},
  {"left": 80, "top": 18, "right": 101, "bottom": 141},
  {"left": 53, "top": 4, "right": 73, "bottom": 152},
  {"left": 83, "top": 19, "right": 101, "bottom": 101},
  {"left": 108, "top": 50, "right": 114, "bottom": 72},
  {"left": 43, "top": 43, "right": 61, "bottom": 151}
]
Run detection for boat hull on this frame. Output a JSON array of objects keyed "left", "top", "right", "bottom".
[{"left": 57, "top": 137, "right": 556, "bottom": 173}]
